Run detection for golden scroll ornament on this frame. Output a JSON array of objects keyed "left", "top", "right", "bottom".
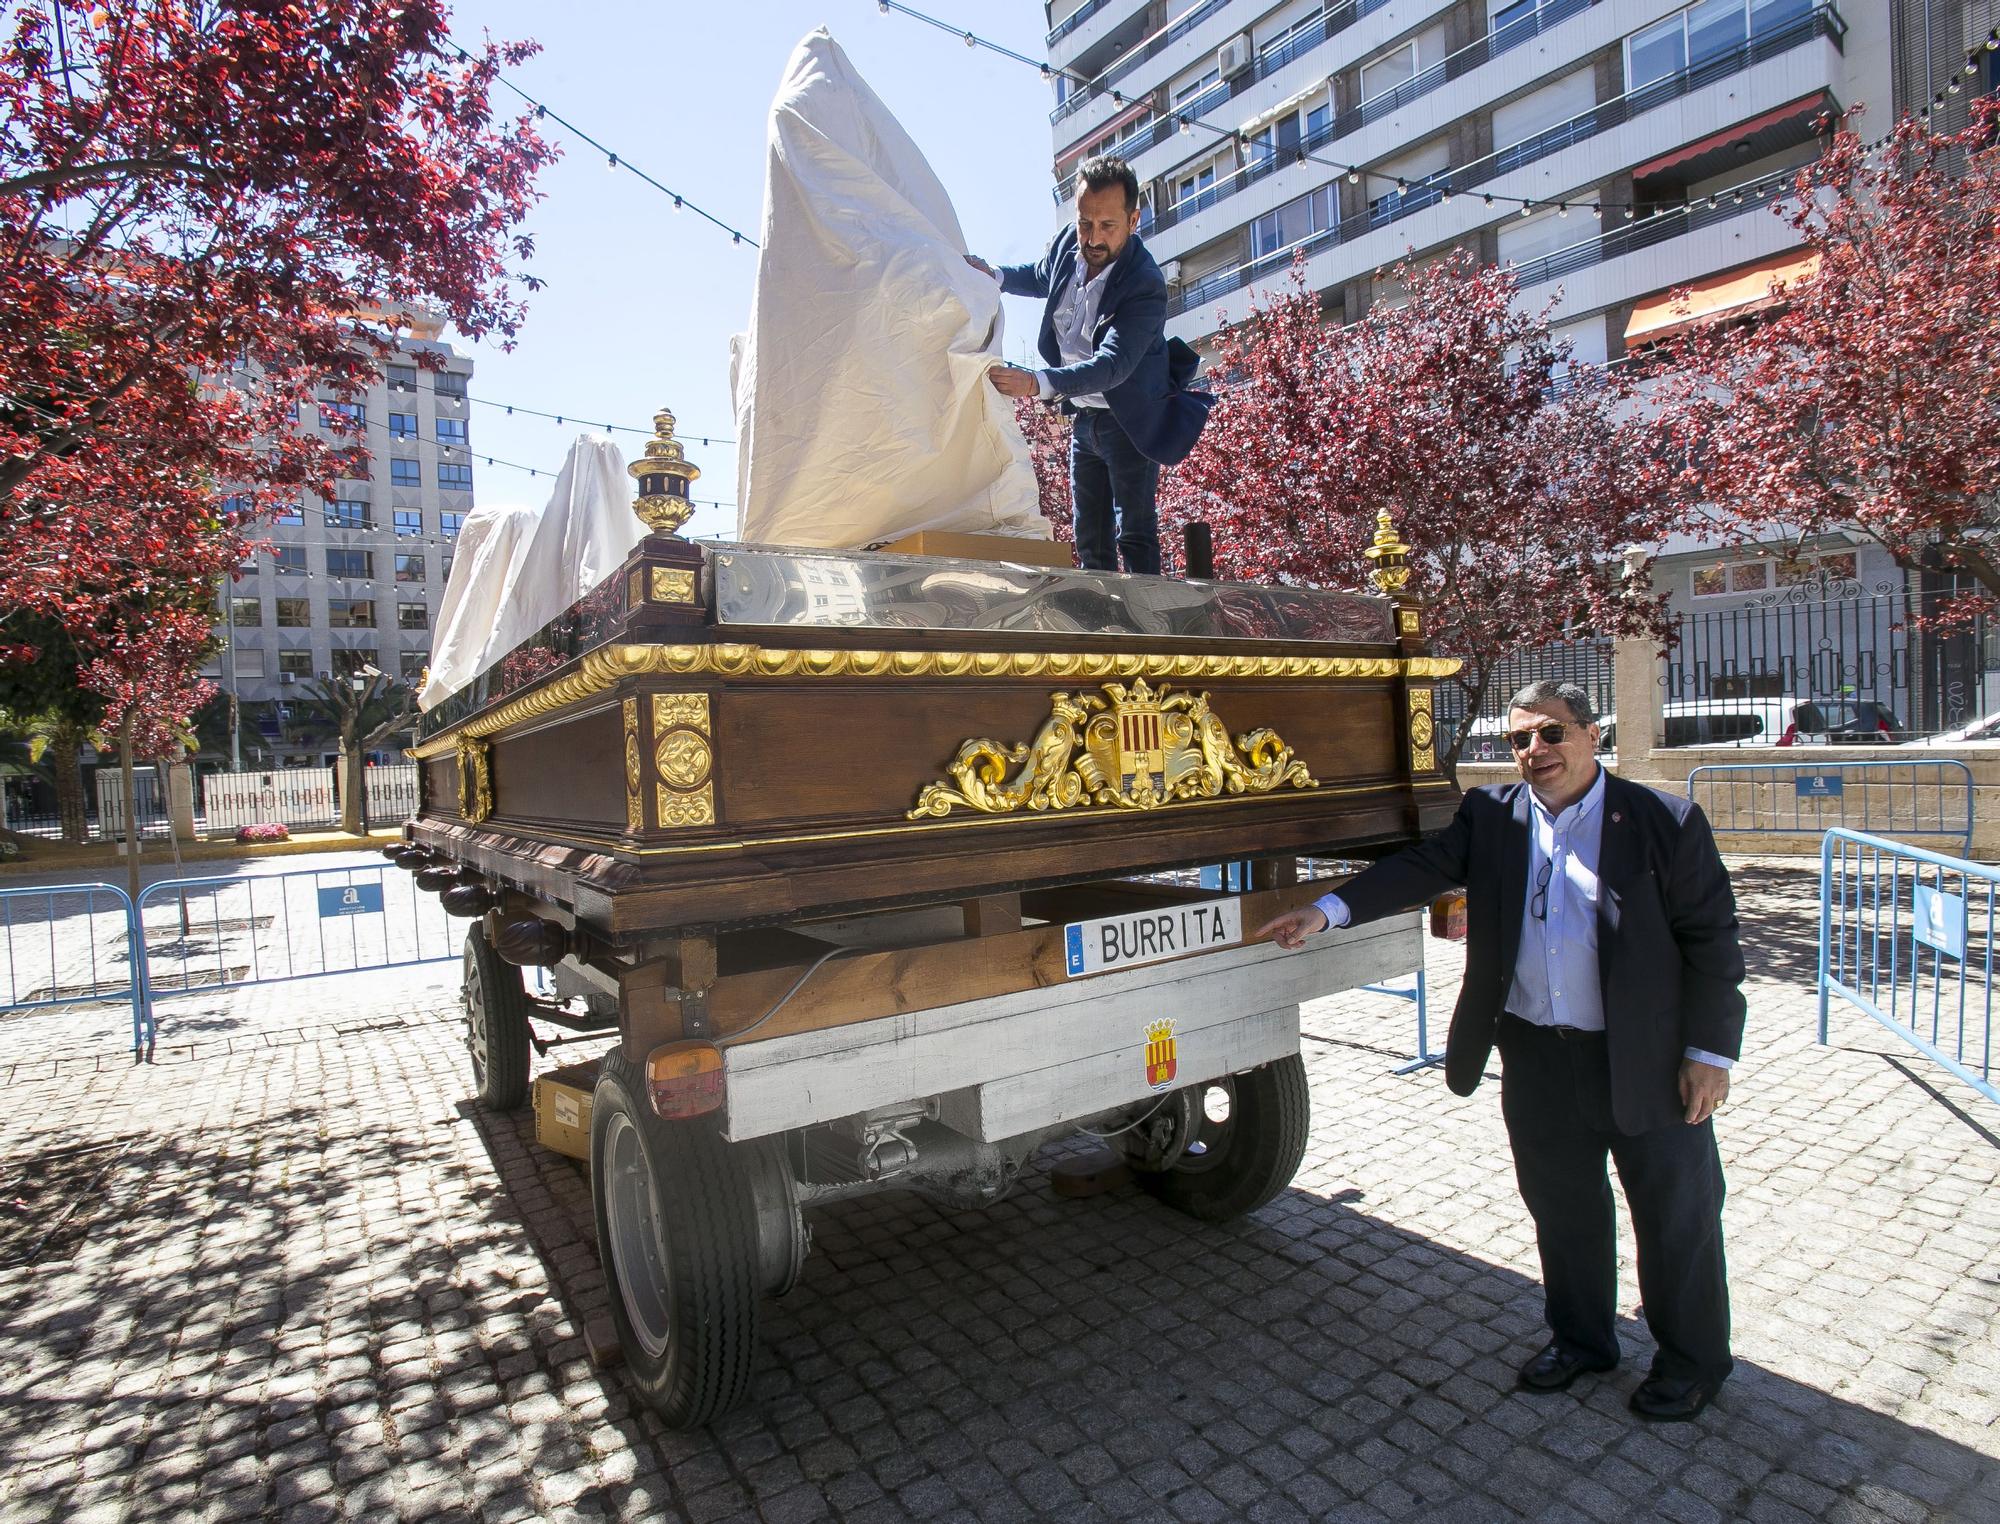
[
  {"left": 651, "top": 692, "right": 715, "bottom": 828},
  {"left": 455, "top": 734, "right": 494, "bottom": 824},
  {"left": 1408, "top": 688, "right": 1437, "bottom": 774},
  {"left": 909, "top": 678, "right": 1316, "bottom": 820},
  {"left": 623, "top": 698, "right": 642, "bottom": 833}
]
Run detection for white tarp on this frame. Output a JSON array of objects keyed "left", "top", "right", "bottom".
[
  {"left": 734, "top": 28, "right": 1050, "bottom": 550},
  {"left": 418, "top": 436, "right": 639, "bottom": 710}
]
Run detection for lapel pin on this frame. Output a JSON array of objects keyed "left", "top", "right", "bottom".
[{"left": 1611, "top": 812, "right": 1622, "bottom": 823}]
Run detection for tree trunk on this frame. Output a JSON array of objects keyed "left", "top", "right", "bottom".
[
  {"left": 340, "top": 743, "right": 365, "bottom": 835},
  {"left": 119, "top": 713, "right": 140, "bottom": 903},
  {"left": 53, "top": 721, "right": 88, "bottom": 844}
]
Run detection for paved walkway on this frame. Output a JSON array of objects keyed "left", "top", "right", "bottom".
[{"left": 1, "top": 860, "right": 1997, "bottom": 1522}]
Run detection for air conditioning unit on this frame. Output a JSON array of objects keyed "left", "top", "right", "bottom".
[
  {"left": 1217, "top": 33, "right": 1252, "bottom": 79},
  {"left": 1160, "top": 259, "right": 1183, "bottom": 284},
  {"left": 279, "top": 672, "right": 296, "bottom": 684}
]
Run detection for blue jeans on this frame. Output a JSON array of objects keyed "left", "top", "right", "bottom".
[{"left": 1070, "top": 408, "right": 1160, "bottom": 575}]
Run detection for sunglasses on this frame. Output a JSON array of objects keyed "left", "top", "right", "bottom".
[{"left": 1507, "top": 722, "right": 1573, "bottom": 751}]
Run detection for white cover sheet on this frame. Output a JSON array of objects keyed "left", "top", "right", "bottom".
[
  {"left": 418, "top": 436, "right": 639, "bottom": 710},
  {"left": 733, "top": 28, "right": 1049, "bottom": 550}
]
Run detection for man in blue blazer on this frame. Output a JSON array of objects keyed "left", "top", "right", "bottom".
[
  {"left": 1259, "top": 680, "right": 1746, "bottom": 1423},
  {"left": 969, "top": 156, "right": 1213, "bottom": 575}
]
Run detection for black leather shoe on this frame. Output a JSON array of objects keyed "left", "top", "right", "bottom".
[
  {"left": 1517, "top": 1343, "right": 1618, "bottom": 1393},
  {"left": 1629, "top": 1373, "right": 1721, "bottom": 1422}
]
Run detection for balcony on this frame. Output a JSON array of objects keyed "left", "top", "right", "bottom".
[
  {"left": 1052, "top": 0, "right": 1231, "bottom": 128},
  {"left": 1167, "top": 159, "right": 1801, "bottom": 320},
  {"left": 1057, "top": 0, "right": 1584, "bottom": 201}
]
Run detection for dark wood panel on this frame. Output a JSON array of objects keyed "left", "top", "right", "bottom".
[{"left": 492, "top": 701, "right": 624, "bottom": 832}]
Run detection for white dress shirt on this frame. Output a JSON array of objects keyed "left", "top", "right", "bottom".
[
  {"left": 1312, "top": 768, "right": 1735, "bottom": 1071},
  {"left": 988, "top": 260, "right": 1110, "bottom": 407}
]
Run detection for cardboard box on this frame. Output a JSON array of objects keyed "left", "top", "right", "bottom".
[
  {"left": 533, "top": 1059, "right": 601, "bottom": 1163},
  {"left": 874, "top": 530, "right": 1074, "bottom": 569}
]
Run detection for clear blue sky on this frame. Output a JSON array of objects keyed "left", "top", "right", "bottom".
[{"left": 449, "top": 2, "right": 1063, "bottom": 540}]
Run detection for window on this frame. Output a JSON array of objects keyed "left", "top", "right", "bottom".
[
  {"left": 327, "top": 598, "right": 375, "bottom": 629},
  {"left": 389, "top": 412, "right": 418, "bottom": 439},
  {"left": 331, "top": 648, "right": 378, "bottom": 676},
  {"left": 278, "top": 649, "right": 314, "bottom": 678},
  {"left": 400, "top": 649, "right": 429, "bottom": 681},
  {"left": 232, "top": 648, "right": 267, "bottom": 680},
  {"left": 438, "top": 464, "right": 472, "bottom": 492},
  {"left": 394, "top": 509, "right": 423, "bottom": 537},
  {"left": 1173, "top": 67, "right": 1220, "bottom": 109},
  {"left": 268, "top": 545, "right": 307, "bottom": 574},
  {"left": 1687, "top": 0, "right": 1748, "bottom": 65},
  {"left": 319, "top": 400, "right": 364, "bottom": 430},
  {"left": 1359, "top": 42, "right": 1417, "bottom": 105},
  {"left": 1250, "top": 185, "right": 1336, "bottom": 258},
  {"left": 218, "top": 492, "right": 253, "bottom": 517},
  {"left": 1305, "top": 95, "right": 1332, "bottom": 138},
  {"left": 1173, "top": 163, "right": 1217, "bottom": 208},
  {"left": 436, "top": 417, "right": 467, "bottom": 446},
  {"left": 390, "top": 458, "right": 421, "bottom": 487},
  {"left": 1691, "top": 560, "right": 1772, "bottom": 598},
  {"left": 1259, "top": 11, "right": 1323, "bottom": 69},
  {"left": 434, "top": 372, "right": 467, "bottom": 399},
  {"left": 275, "top": 598, "right": 311, "bottom": 627},
  {"left": 1774, "top": 551, "right": 1859, "bottom": 586},
  {"left": 1628, "top": 0, "right": 1773, "bottom": 92},
  {"left": 441, "top": 554, "right": 454, "bottom": 582},
  {"left": 325, "top": 499, "right": 370, "bottom": 530},
  {"left": 440, "top": 512, "right": 466, "bottom": 538},
  {"left": 325, "top": 548, "right": 372, "bottom": 579},
  {"left": 229, "top": 597, "right": 262, "bottom": 627},
  {"left": 398, "top": 602, "right": 429, "bottom": 630},
  {"left": 274, "top": 498, "right": 303, "bottom": 525},
  {"left": 386, "top": 364, "right": 418, "bottom": 392},
  {"left": 395, "top": 553, "right": 426, "bottom": 583}
]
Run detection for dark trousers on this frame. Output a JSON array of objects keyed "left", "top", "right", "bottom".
[
  {"left": 1497, "top": 1016, "right": 1733, "bottom": 1385},
  {"left": 1070, "top": 407, "right": 1160, "bottom": 574}
]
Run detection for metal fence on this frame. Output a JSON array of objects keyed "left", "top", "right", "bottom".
[
  {"left": 1820, "top": 828, "right": 1996, "bottom": 1106},
  {"left": 1434, "top": 636, "right": 1615, "bottom": 763},
  {"left": 1690, "top": 762, "right": 1974, "bottom": 857},
  {"left": 0, "top": 883, "right": 148, "bottom": 1052},
  {"left": 136, "top": 862, "right": 457, "bottom": 1003}
]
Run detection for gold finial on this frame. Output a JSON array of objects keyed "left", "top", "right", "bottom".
[
  {"left": 1364, "top": 509, "right": 1412, "bottom": 595},
  {"left": 628, "top": 406, "right": 703, "bottom": 537}
]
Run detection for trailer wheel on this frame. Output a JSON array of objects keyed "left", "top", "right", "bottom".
[
  {"left": 1133, "top": 1054, "right": 1310, "bottom": 1222},
  {"left": 462, "top": 926, "right": 531, "bottom": 1111},
  {"left": 591, "top": 1047, "right": 761, "bottom": 1429}
]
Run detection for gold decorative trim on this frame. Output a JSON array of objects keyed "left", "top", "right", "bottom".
[
  {"left": 1408, "top": 689, "right": 1437, "bottom": 775},
  {"left": 650, "top": 567, "right": 697, "bottom": 603},
  {"left": 910, "top": 678, "right": 1315, "bottom": 819},
  {"left": 627, "top": 569, "right": 643, "bottom": 611},
  {"left": 622, "top": 698, "right": 642, "bottom": 833},
  {"left": 455, "top": 735, "right": 493, "bottom": 823},
  {"left": 409, "top": 644, "right": 1464, "bottom": 758},
  {"left": 1396, "top": 608, "right": 1421, "bottom": 636},
  {"left": 651, "top": 692, "right": 714, "bottom": 828}
]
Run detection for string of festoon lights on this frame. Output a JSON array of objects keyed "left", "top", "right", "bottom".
[
  {"left": 470, "top": 395, "right": 735, "bottom": 450},
  {"left": 877, "top": 2, "right": 2000, "bottom": 225},
  {"left": 443, "top": 40, "right": 759, "bottom": 249}
]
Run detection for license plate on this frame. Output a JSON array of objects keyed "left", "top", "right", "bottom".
[{"left": 1063, "top": 897, "right": 1244, "bottom": 978}]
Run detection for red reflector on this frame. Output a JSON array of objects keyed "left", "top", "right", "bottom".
[{"left": 645, "top": 1040, "right": 724, "bottom": 1119}]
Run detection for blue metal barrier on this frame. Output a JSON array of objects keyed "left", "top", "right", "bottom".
[
  {"left": 1690, "top": 761, "right": 1973, "bottom": 856},
  {"left": 1819, "top": 828, "right": 1996, "bottom": 1105},
  {"left": 0, "top": 882, "right": 150, "bottom": 1053},
  {"left": 1361, "top": 971, "right": 1440, "bottom": 1074},
  {"left": 135, "top": 863, "right": 457, "bottom": 1010}
]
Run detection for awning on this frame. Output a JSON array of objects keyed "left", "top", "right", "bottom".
[
  {"left": 1624, "top": 251, "right": 1821, "bottom": 344},
  {"left": 1056, "top": 99, "right": 1152, "bottom": 171},
  {"left": 1631, "top": 94, "right": 1830, "bottom": 180}
]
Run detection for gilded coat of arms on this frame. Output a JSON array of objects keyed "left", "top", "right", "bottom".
[{"left": 908, "top": 678, "right": 1315, "bottom": 819}]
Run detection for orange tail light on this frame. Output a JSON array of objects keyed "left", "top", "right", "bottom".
[{"left": 645, "top": 1040, "right": 724, "bottom": 1120}]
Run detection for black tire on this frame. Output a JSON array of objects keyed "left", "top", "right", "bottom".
[
  {"left": 1134, "top": 1054, "right": 1311, "bottom": 1222},
  {"left": 591, "top": 1047, "right": 762, "bottom": 1429},
  {"left": 462, "top": 926, "right": 531, "bottom": 1111}
]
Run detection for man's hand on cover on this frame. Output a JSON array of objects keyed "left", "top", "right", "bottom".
[
  {"left": 987, "top": 364, "right": 1039, "bottom": 398},
  {"left": 1257, "top": 904, "right": 1329, "bottom": 951},
  {"left": 964, "top": 254, "right": 996, "bottom": 278}
]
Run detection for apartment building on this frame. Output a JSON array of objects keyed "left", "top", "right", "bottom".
[
  {"left": 1042, "top": 0, "right": 1890, "bottom": 369},
  {"left": 202, "top": 317, "right": 475, "bottom": 766}
]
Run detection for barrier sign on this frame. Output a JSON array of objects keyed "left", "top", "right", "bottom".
[
  {"left": 317, "top": 883, "right": 384, "bottom": 918},
  {"left": 1914, "top": 884, "right": 1967, "bottom": 960},
  {"left": 1796, "top": 773, "right": 1844, "bottom": 800}
]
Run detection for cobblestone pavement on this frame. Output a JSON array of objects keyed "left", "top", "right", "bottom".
[{"left": 1, "top": 858, "right": 1997, "bottom": 1523}]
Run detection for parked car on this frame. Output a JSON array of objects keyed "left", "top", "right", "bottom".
[
  {"left": 1661, "top": 698, "right": 1796, "bottom": 748},
  {"left": 1911, "top": 710, "right": 2000, "bottom": 746},
  {"left": 1781, "top": 700, "right": 1906, "bottom": 746}
]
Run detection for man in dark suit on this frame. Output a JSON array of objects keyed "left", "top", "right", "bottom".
[
  {"left": 1258, "top": 680, "right": 1745, "bottom": 1421},
  {"left": 968, "top": 155, "right": 1212, "bottom": 575}
]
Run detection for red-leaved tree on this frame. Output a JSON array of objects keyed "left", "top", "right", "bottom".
[
  {"left": 0, "top": 1, "right": 554, "bottom": 663},
  {"left": 1012, "top": 396, "right": 1076, "bottom": 550},
  {"left": 1174, "top": 253, "right": 1677, "bottom": 772},
  {"left": 1647, "top": 99, "right": 2000, "bottom": 613}
]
